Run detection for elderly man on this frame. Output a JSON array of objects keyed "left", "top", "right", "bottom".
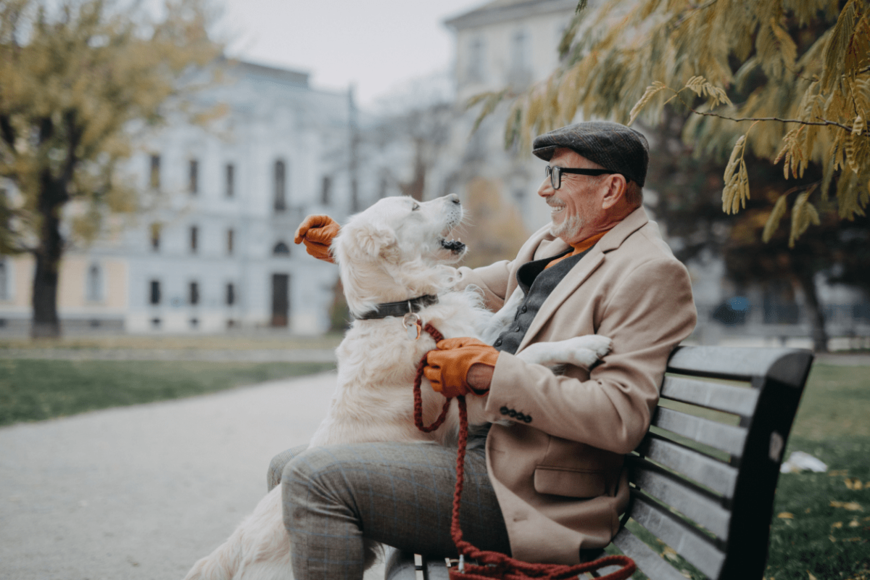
[{"left": 274, "top": 121, "right": 696, "bottom": 579}]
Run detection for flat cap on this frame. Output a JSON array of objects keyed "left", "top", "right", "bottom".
[{"left": 532, "top": 121, "right": 649, "bottom": 187}]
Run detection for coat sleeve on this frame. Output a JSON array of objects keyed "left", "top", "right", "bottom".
[{"left": 483, "top": 257, "right": 697, "bottom": 454}]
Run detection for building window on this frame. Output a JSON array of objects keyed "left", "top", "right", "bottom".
[
  {"left": 351, "top": 178, "right": 359, "bottom": 212},
  {"left": 227, "top": 228, "right": 234, "bottom": 255},
  {"left": 511, "top": 29, "right": 530, "bottom": 72},
  {"left": 226, "top": 163, "right": 234, "bottom": 198},
  {"left": 190, "top": 226, "right": 198, "bottom": 253},
  {"left": 86, "top": 264, "right": 102, "bottom": 302},
  {"left": 149, "top": 280, "right": 161, "bottom": 305},
  {"left": 0, "top": 260, "right": 7, "bottom": 301},
  {"left": 150, "top": 223, "right": 161, "bottom": 252},
  {"left": 274, "top": 160, "right": 286, "bottom": 212},
  {"left": 273, "top": 241, "right": 290, "bottom": 256},
  {"left": 226, "top": 282, "right": 236, "bottom": 306},
  {"left": 189, "top": 159, "right": 199, "bottom": 194},
  {"left": 321, "top": 175, "right": 332, "bottom": 205},
  {"left": 189, "top": 281, "right": 199, "bottom": 305},
  {"left": 467, "top": 36, "right": 485, "bottom": 82},
  {"left": 379, "top": 173, "right": 389, "bottom": 199},
  {"left": 149, "top": 154, "right": 161, "bottom": 189}
]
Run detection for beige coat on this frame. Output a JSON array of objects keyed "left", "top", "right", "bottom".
[{"left": 454, "top": 207, "right": 697, "bottom": 564}]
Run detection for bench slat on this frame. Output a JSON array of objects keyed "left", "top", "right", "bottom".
[
  {"left": 611, "top": 528, "right": 688, "bottom": 580},
  {"left": 661, "top": 375, "right": 759, "bottom": 417},
  {"left": 653, "top": 407, "right": 747, "bottom": 459},
  {"left": 636, "top": 433, "right": 739, "bottom": 498},
  {"left": 630, "top": 492, "right": 726, "bottom": 579},
  {"left": 667, "top": 346, "right": 813, "bottom": 386},
  {"left": 630, "top": 457, "right": 731, "bottom": 540}
]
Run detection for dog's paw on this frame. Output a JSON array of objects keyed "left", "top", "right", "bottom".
[{"left": 579, "top": 334, "right": 612, "bottom": 359}]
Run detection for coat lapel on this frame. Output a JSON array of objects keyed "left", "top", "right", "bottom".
[{"left": 516, "top": 207, "right": 651, "bottom": 352}]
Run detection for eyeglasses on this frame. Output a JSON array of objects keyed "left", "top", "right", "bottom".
[{"left": 545, "top": 165, "right": 617, "bottom": 190}]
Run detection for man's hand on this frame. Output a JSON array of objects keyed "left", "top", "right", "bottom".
[
  {"left": 294, "top": 215, "right": 340, "bottom": 263},
  {"left": 423, "top": 337, "right": 499, "bottom": 398}
]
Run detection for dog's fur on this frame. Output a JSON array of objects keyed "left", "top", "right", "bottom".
[{"left": 183, "top": 195, "right": 611, "bottom": 580}]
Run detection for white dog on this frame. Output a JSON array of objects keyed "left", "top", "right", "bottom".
[{"left": 183, "top": 194, "right": 611, "bottom": 580}]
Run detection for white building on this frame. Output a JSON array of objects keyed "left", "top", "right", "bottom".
[
  {"left": 441, "top": 0, "right": 578, "bottom": 232},
  {"left": 0, "top": 61, "right": 353, "bottom": 335}
]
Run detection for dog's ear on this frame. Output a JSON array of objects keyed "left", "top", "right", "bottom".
[{"left": 339, "top": 223, "right": 399, "bottom": 262}]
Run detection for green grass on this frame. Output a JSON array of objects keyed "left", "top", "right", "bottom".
[{"left": 0, "top": 359, "right": 335, "bottom": 427}]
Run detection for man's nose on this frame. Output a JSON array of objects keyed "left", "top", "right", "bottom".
[{"left": 537, "top": 177, "right": 553, "bottom": 198}]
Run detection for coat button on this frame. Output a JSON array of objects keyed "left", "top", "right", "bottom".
[
  {"left": 516, "top": 412, "right": 526, "bottom": 422},
  {"left": 508, "top": 410, "right": 517, "bottom": 418},
  {"left": 500, "top": 406, "right": 509, "bottom": 415},
  {"left": 523, "top": 414, "right": 532, "bottom": 423}
]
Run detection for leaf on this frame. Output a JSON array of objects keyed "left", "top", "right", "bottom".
[
  {"left": 628, "top": 81, "right": 668, "bottom": 126},
  {"left": 661, "top": 546, "right": 680, "bottom": 562},
  {"left": 832, "top": 521, "right": 844, "bottom": 528},
  {"left": 763, "top": 193, "right": 789, "bottom": 242},
  {"left": 789, "top": 185, "right": 820, "bottom": 247},
  {"left": 830, "top": 500, "right": 864, "bottom": 511},
  {"left": 808, "top": 572, "right": 818, "bottom": 580},
  {"left": 777, "top": 512, "right": 795, "bottom": 519},
  {"left": 821, "top": 0, "right": 858, "bottom": 91}
]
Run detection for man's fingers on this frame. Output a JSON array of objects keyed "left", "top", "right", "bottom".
[
  {"left": 436, "top": 337, "right": 488, "bottom": 350},
  {"left": 306, "top": 228, "right": 334, "bottom": 245},
  {"left": 295, "top": 215, "right": 335, "bottom": 244}
]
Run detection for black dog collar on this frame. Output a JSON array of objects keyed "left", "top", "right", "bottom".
[{"left": 355, "top": 294, "right": 439, "bottom": 320}]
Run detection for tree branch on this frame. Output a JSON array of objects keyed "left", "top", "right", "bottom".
[{"left": 671, "top": 90, "right": 859, "bottom": 135}]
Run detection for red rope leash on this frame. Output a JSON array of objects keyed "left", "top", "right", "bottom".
[{"left": 413, "top": 323, "right": 636, "bottom": 580}]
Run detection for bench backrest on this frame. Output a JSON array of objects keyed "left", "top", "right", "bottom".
[{"left": 613, "top": 345, "right": 814, "bottom": 580}]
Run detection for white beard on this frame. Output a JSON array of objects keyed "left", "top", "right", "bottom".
[{"left": 549, "top": 213, "right": 584, "bottom": 241}]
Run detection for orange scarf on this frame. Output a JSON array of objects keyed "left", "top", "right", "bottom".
[{"left": 544, "top": 229, "right": 610, "bottom": 270}]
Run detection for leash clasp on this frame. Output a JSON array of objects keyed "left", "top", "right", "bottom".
[{"left": 402, "top": 312, "right": 422, "bottom": 340}]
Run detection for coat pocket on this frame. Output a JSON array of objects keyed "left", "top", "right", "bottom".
[{"left": 533, "top": 466, "right": 607, "bottom": 499}]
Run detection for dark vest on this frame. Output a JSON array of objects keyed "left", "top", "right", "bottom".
[{"left": 493, "top": 248, "right": 591, "bottom": 355}]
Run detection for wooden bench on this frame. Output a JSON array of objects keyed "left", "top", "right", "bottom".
[{"left": 385, "top": 345, "right": 814, "bottom": 580}]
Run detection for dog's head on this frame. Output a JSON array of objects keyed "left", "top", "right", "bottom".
[{"left": 332, "top": 194, "right": 467, "bottom": 318}]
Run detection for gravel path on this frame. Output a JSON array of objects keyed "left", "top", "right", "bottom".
[{"left": 0, "top": 371, "right": 385, "bottom": 580}]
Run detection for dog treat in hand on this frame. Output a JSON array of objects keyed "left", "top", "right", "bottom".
[{"left": 295, "top": 215, "right": 340, "bottom": 263}]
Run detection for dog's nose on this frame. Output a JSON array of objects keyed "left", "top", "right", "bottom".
[{"left": 447, "top": 193, "right": 460, "bottom": 205}]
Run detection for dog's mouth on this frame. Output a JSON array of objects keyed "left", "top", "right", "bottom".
[{"left": 440, "top": 237, "right": 466, "bottom": 254}]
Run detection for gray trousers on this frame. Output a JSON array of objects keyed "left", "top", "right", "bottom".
[{"left": 267, "top": 441, "right": 511, "bottom": 580}]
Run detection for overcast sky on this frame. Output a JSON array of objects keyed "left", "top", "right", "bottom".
[{"left": 219, "top": 0, "right": 486, "bottom": 108}]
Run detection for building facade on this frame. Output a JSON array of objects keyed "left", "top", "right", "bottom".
[{"left": 0, "top": 61, "right": 353, "bottom": 335}]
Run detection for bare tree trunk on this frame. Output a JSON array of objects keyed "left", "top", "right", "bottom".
[
  {"left": 795, "top": 270, "right": 828, "bottom": 353},
  {"left": 31, "top": 177, "right": 65, "bottom": 339}
]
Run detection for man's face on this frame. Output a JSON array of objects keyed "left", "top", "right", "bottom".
[{"left": 537, "top": 148, "right": 609, "bottom": 244}]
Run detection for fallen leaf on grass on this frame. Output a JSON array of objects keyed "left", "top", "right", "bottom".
[
  {"left": 849, "top": 520, "right": 860, "bottom": 527},
  {"left": 830, "top": 470, "right": 849, "bottom": 477},
  {"left": 830, "top": 501, "right": 864, "bottom": 511},
  {"left": 808, "top": 571, "right": 817, "bottom": 580},
  {"left": 661, "top": 546, "right": 679, "bottom": 562},
  {"left": 845, "top": 478, "right": 864, "bottom": 490},
  {"left": 778, "top": 512, "right": 795, "bottom": 519},
  {"left": 829, "top": 535, "right": 837, "bottom": 542},
  {"left": 832, "top": 522, "right": 843, "bottom": 528}
]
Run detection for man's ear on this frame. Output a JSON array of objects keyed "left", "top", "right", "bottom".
[{"left": 601, "top": 174, "right": 627, "bottom": 210}]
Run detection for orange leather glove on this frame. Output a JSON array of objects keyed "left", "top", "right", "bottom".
[
  {"left": 423, "top": 337, "right": 499, "bottom": 398},
  {"left": 294, "top": 215, "right": 340, "bottom": 263}
]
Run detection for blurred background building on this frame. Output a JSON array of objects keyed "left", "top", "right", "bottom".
[{"left": 0, "top": 0, "right": 867, "bottom": 348}]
